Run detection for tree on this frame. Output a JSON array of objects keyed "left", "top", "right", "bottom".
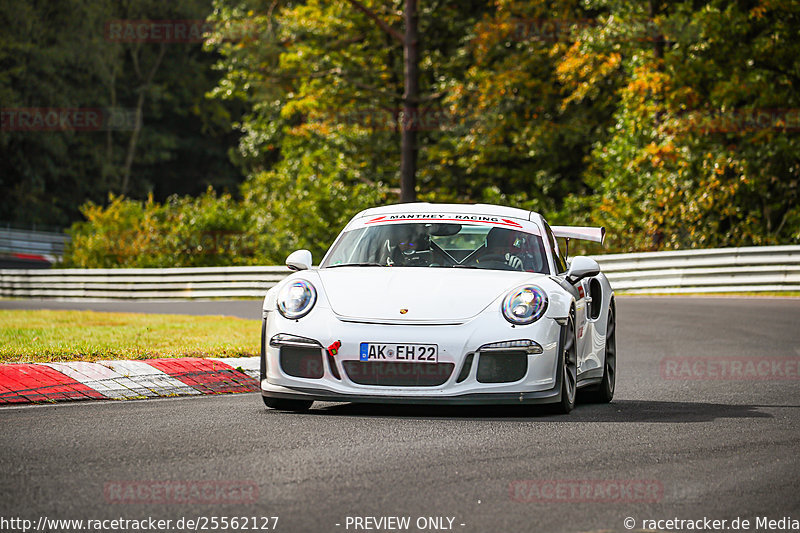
[
  {"left": 561, "top": 0, "right": 800, "bottom": 250},
  {"left": 62, "top": 0, "right": 800, "bottom": 267},
  {"left": 345, "top": 0, "right": 418, "bottom": 201},
  {"left": 63, "top": 190, "right": 256, "bottom": 267},
  {"left": 0, "top": 0, "right": 245, "bottom": 227},
  {"left": 423, "top": 0, "right": 617, "bottom": 214}
]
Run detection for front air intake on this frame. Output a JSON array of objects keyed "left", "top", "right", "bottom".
[
  {"left": 280, "top": 346, "right": 324, "bottom": 379},
  {"left": 342, "top": 362, "right": 454, "bottom": 387},
  {"left": 476, "top": 351, "right": 527, "bottom": 383},
  {"left": 456, "top": 353, "right": 474, "bottom": 383},
  {"left": 327, "top": 353, "right": 341, "bottom": 380}
]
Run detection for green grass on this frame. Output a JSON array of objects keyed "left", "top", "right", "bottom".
[{"left": 0, "top": 310, "right": 261, "bottom": 364}]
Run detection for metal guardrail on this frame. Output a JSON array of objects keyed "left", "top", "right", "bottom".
[
  {"left": 0, "top": 227, "right": 69, "bottom": 265},
  {"left": 0, "top": 266, "right": 287, "bottom": 300},
  {"left": 591, "top": 245, "right": 800, "bottom": 294},
  {"left": 0, "top": 245, "right": 798, "bottom": 300}
]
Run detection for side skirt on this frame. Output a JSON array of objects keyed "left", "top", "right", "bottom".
[{"left": 576, "top": 369, "right": 603, "bottom": 388}]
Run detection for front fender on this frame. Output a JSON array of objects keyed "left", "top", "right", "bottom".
[
  {"left": 263, "top": 286, "right": 278, "bottom": 317},
  {"left": 535, "top": 276, "right": 575, "bottom": 320}
]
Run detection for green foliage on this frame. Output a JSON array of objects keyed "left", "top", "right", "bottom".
[
  {"left": 562, "top": 0, "right": 800, "bottom": 251},
  {"left": 63, "top": 190, "right": 256, "bottom": 267},
  {"left": 49, "top": 0, "right": 800, "bottom": 267},
  {"left": 241, "top": 135, "right": 387, "bottom": 263},
  {"left": 424, "top": 0, "right": 618, "bottom": 212},
  {"left": 0, "top": 0, "right": 244, "bottom": 227}
]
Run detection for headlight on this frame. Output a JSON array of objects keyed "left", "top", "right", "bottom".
[
  {"left": 502, "top": 285, "right": 547, "bottom": 325},
  {"left": 277, "top": 280, "right": 317, "bottom": 319}
]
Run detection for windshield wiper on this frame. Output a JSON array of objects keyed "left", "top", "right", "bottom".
[
  {"left": 326, "top": 262, "right": 386, "bottom": 268},
  {"left": 452, "top": 264, "right": 481, "bottom": 269}
]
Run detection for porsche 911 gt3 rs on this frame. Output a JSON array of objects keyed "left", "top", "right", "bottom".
[{"left": 260, "top": 203, "right": 616, "bottom": 413}]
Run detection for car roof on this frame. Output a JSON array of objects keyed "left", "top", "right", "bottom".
[{"left": 356, "top": 202, "right": 539, "bottom": 222}]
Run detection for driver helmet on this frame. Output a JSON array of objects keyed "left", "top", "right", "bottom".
[{"left": 485, "top": 227, "right": 519, "bottom": 253}]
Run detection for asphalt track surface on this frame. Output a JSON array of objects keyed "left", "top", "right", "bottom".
[{"left": 1, "top": 297, "right": 799, "bottom": 533}]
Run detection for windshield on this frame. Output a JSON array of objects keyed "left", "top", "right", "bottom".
[{"left": 321, "top": 222, "right": 549, "bottom": 273}]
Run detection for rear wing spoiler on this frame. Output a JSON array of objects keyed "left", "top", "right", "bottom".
[{"left": 551, "top": 225, "right": 606, "bottom": 245}]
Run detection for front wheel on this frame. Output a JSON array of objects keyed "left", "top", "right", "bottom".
[
  {"left": 262, "top": 396, "right": 313, "bottom": 412},
  {"left": 552, "top": 314, "right": 577, "bottom": 414}
]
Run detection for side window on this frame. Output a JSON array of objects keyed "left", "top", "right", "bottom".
[{"left": 544, "top": 222, "right": 568, "bottom": 274}]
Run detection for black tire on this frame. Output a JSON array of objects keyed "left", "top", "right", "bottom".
[
  {"left": 262, "top": 396, "right": 313, "bottom": 412},
  {"left": 552, "top": 313, "right": 577, "bottom": 414},
  {"left": 584, "top": 306, "right": 616, "bottom": 403}
]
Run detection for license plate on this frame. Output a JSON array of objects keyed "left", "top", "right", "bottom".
[{"left": 359, "top": 343, "right": 438, "bottom": 363}]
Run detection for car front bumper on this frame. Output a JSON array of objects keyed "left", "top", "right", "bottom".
[
  {"left": 260, "top": 381, "right": 563, "bottom": 405},
  {"left": 260, "top": 304, "right": 566, "bottom": 405}
]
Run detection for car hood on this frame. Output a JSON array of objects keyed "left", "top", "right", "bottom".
[{"left": 317, "top": 267, "right": 538, "bottom": 323}]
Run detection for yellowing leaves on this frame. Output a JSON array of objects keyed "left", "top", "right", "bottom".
[{"left": 557, "top": 43, "right": 622, "bottom": 108}]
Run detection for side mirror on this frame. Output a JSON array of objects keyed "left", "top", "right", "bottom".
[
  {"left": 566, "top": 256, "right": 600, "bottom": 284},
  {"left": 286, "top": 249, "right": 312, "bottom": 271}
]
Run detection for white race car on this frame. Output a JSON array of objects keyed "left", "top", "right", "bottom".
[{"left": 260, "top": 203, "right": 615, "bottom": 413}]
